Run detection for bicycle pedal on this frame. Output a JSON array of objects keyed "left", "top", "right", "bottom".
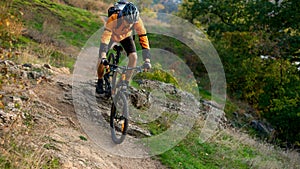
[{"left": 95, "top": 93, "right": 104, "bottom": 98}]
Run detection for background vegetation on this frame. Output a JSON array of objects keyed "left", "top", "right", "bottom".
[{"left": 179, "top": 0, "right": 300, "bottom": 148}]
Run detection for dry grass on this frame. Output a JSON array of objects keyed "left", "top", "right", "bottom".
[
  {"left": 210, "top": 127, "right": 300, "bottom": 169},
  {"left": 15, "top": 45, "right": 53, "bottom": 65},
  {"left": 193, "top": 114, "right": 299, "bottom": 168},
  {"left": 0, "top": 70, "right": 60, "bottom": 168},
  {"left": 0, "top": 112, "right": 60, "bottom": 168}
]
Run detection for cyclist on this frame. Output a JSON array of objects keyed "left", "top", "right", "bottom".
[{"left": 96, "top": 2, "right": 151, "bottom": 94}]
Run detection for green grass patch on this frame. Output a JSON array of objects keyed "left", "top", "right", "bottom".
[
  {"left": 49, "top": 50, "right": 76, "bottom": 71},
  {"left": 130, "top": 80, "right": 140, "bottom": 89},
  {"left": 138, "top": 112, "right": 177, "bottom": 135},
  {"left": 224, "top": 100, "right": 239, "bottom": 120},
  {"left": 158, "top": 129, "right": 260, "bottom": 169},
  {"left": 12, "top": 38, "right": 76, "bottom": 70},
  {"left": 133, "top": 68, "right": 179, "bottom": 87},
  {"left": 198, "top": 88, "right": 212, "bottom": 101},
  {"left": 0, "top": 155, "right": 12, "bottom": 169},
  {"left": 42, "top": 157, "right": 60, "bottom": 169},
  {"left": 23, "top": 112, "right": 34, "bottom": 127},
  {"left": 13, "top": 0, "right": 102, "bottom": 48},
  {"left": 8, "top": 0, "right": 102, "bottom": 70}
]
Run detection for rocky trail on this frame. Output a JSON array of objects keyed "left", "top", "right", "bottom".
[
  {"left": 0, "top": 61, "right": 167, "bottom": 169},
  {"left": 33, "top": 74, "right": 167, "bottom": 168}
]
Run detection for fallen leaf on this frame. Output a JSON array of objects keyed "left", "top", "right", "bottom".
[{"left": 0, "top": 101, "right": 4, "bottom": 109}]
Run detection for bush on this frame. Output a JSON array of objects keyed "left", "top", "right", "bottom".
[
  {"left": 133, "top": 67, "right": 179, "bottom": 87},
  {"left": 241, "top": 57, "right": 300, "bottom": 146},
  {"left": 0, "top": 0, "right": 23, "bottom": 49}
]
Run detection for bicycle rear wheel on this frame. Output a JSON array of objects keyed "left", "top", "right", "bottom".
[{"left": 110, "top": 91, "right": 128, "bottom": 144}]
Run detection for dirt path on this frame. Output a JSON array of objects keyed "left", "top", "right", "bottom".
[{"left": 32, "top": 73, "right": 166, "bottom": 169}]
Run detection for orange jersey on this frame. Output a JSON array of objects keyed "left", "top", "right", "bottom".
[{"left": 101, "top": 13, "right": 150, "bottom": 50}]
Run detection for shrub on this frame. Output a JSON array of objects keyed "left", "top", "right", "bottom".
[
  {"left": 242, "top": 57, "right": 300, "bottom": 146},
  {"left": 0, "top": 0, "right": 23, "bottom": 49},
  {"left": 133, "top": 67, "right": 179, "bottom": 87}
]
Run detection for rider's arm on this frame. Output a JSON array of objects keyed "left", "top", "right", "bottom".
[
  {"left": 99, "top": 14, "right": 117, "bottom": 58},
  {"left": 134, "top": 18, "right": 150, "bottom": 50},
  {"left": 134, "top": 18, "right": 151, "bottom": 63}
]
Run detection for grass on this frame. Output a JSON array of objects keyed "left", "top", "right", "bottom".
[
  {"left": 13, "top": 0, "right": 102, "bottom": 48},
  {"left": 43, "top": 157, "right": 60, "bottom": 169},
  {"left": 157, "top": 124, "right": 299, "bottom": 169},
  {"left": 133, "top": 68, "right": 179, "bottom": 87},
  {"left": 0, "top": 133, "right": 61, "bottom": 169},
  {"left": 138, "top": 111, "right": 178, "bottom": 135},
  {"left": 0, "top": 155, "right": 12, "bottom": 169},
  {"left": 8, "top": 0, "right": 103, "bottom": 71}
]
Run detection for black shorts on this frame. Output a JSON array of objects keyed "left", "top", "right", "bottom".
[{"left": 108, "top": 36, "right": 136, "bottom": 56}]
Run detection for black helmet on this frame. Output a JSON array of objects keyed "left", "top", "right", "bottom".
[{"left": 122, "top": 3, "right": 139, "bottom": 23}]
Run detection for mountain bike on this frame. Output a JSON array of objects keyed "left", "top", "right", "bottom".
[{"left": 103, "top": 45, "right": 143, "bottom": 144}]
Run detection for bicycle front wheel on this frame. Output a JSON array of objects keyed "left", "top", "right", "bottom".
[{"left": 110, "top": 91, "right": 128, "bottom": 144}]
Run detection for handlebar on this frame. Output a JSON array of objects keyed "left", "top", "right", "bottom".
[
  {"left": 104, "top": 62, "right": 144, "bottom": 71},
  {"left": 112, "top": 65, "right": 143, "bottom": 74}
]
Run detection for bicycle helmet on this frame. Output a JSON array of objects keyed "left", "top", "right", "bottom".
[
  {"left": 122, "top": 2, "right": 139, "bottom": 23},
  {"left": 114, "top": 0, "right": 127, "bottom": 11}
]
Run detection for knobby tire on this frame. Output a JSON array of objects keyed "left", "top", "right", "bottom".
[{"left": 110, "top": 91, "right": 128, "bottom": 144}]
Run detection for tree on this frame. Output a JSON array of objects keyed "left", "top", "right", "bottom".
[
  {"left": 135, "top": 0, "right": 153, "bottom": 12},
  {"left": 153, "top": 3, "right": 165, "bottom": 12},
  {"left": 178, "top": 0, "right": 300, "bottom": 146}
]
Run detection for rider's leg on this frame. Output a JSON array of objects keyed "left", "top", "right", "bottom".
[
  {"left": 96, "top": 58, "right": 105, "bottom": 94},
  {"left": 126, "top": 52, "right": 137, "bottom": 81},
  {"left": 96, "top": 40, "right": 116, "bottom": 94},
  {"left": 120, "top": 36, "right": 137, "bottom": 81}
]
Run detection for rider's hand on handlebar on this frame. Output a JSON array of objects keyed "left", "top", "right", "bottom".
[
  {"left": 142, "top": 49, "right": 151, "bottom": 72},
  {"left": 101, "top": 58, "right": 109, "bottom": 69},
  {"left": 142, "top": 59, "right": 151, "bottom": 71}
]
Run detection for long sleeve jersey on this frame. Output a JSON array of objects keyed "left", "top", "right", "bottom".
[{"left": 100, "top": 13, "right": 150, "bottom": 53}]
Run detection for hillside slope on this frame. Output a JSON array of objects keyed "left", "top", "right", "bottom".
[{"left": 0, "top": 60, "right": 299, "bottom": 168}]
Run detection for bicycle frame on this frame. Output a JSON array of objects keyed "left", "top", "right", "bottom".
[
  {"left": 103, "top": 45, "right": 142, "bottom": 97},
  {"left": 107, "top": 62, "right": 143, "bottom": 144},
  {"left": 104, "top": 45, "right": 144, "bottom": 144},
  {"left": 110, "top": 65, "right": 142, "bottom": 96}
]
